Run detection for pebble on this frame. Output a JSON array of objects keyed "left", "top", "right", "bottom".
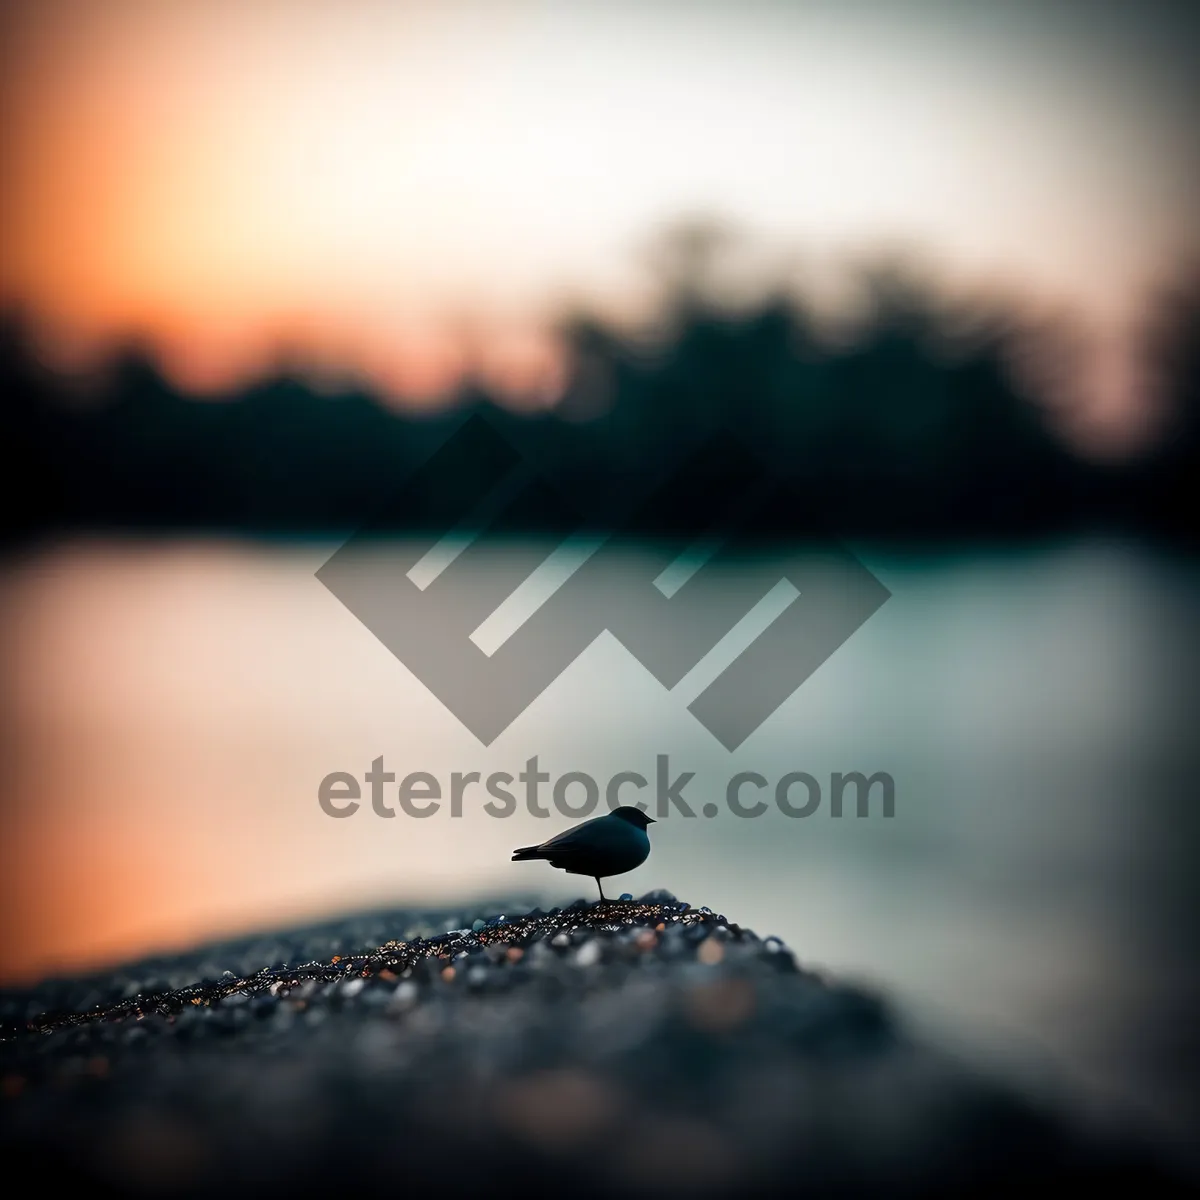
[
  {"left": 574, "top": 940, "right": 602, "bottom": 968},
  {"left": 389, "top": 981, "right": 419, "bottom": 1012}
]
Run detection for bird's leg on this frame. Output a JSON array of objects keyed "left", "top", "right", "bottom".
[{"left": 595, "top": 878, "right": 606, "bottom": 904}]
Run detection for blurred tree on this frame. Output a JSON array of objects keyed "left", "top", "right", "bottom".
[{"left": 1, "top": 237, "right": 1194, "bottom": 541}]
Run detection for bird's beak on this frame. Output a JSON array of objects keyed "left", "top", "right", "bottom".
[{"left": 645, "top": 815, "right": 656, "bottom": 823}]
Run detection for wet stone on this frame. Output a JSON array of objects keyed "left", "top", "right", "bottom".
[
  {"left": 388, "top": 981, "right": 419, "bottom": 1013},
  {"left": 573, "top": 941, "right": 602, "bottom": 969}
]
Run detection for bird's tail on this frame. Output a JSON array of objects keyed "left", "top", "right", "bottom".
[{"left": 511, "top": 845, "right": 545, "bottom": 862}]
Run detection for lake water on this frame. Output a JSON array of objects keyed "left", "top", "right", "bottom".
[{"left": 0, "top": 536, "right": 1196, "bottom": 1157}]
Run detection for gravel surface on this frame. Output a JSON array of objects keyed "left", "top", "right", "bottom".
[{"left": 0, "top": 893, "right": 1188, "bottom": 1197}]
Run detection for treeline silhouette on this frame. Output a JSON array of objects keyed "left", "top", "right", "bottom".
[{"left": 3, "top": 234, "right": 1197, "bottom": 543}]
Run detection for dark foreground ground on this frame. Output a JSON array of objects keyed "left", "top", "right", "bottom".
[{"left": 0, "top": 894, "right": 1191, "bottom": 1197}]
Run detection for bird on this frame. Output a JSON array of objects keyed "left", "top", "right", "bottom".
[{"left": 511, "top": 805, "right": 656, "bottom": 902}]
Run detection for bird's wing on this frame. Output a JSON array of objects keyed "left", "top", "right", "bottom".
[{"left": 535, "top": 815, "right": 609, "bottom": 854}]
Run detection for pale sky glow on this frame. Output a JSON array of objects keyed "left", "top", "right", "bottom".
[{"left": 2, "top": 0, "right": 1196, "bottom": 429}]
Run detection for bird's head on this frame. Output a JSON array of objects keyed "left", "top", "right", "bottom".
[{"left": 611, "top": 805, "right": 656, "bottom": 829}]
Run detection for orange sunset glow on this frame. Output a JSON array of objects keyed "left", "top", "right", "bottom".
[{"left": 2, "top": 0, "right": 1198, "bottom": 435}]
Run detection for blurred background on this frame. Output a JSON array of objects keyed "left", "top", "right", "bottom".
[{"left": 1, "top": 0, "right": 1198, "bottom": 1165}]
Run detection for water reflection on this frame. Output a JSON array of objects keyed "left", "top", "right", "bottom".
[{"left": 0, "top": 537, "right": 1196, "bottom": 1152}]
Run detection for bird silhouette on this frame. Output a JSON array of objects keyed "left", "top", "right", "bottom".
[{"left": 512, "top": 805, "right": 656, "bottom": 902}]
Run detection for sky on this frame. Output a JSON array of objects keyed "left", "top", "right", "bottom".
[{"left": 1, "top": 0, "right": 1197, "bottom": 443}]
